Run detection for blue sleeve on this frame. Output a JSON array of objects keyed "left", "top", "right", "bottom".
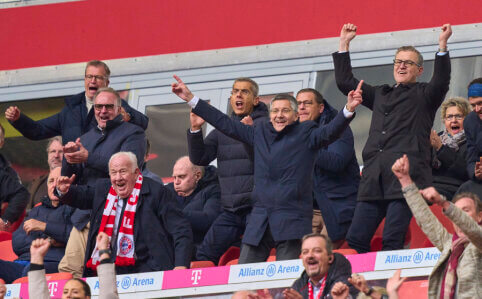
[
  {"left": 121, "top": 100, "right": 149, "bottom": 130},
  {"left": 0, "top": 173, "right": 29, "bottom": 223},
  {"left": 464, "top": 116, "right": 479, "bottom": 180},
  {"left": 44, "top": 208, "right": 74, "bottom": 243},
  {"left": 10, "top": 111, "right": 62, "bottom": 140},
  {"left": 192, "top": 99, "right": 254, "bottom": 146},
  {"left": 308, "top": 110, "right": 353, "bottom": 149},
  {"left": 60, "top": 185, "right": 96, "bottom": 210},
  {"left": 423, "top": 53, "right": 451, "bottom": 107},
  {"left": 183, "top": 184, "right": 221, "bottom": 233},
  {"left": 187, "top": 129, "right": 218, "bottom": 166},
  {"left": 315, "top": 126, "right": 356, "bottom": 172}
]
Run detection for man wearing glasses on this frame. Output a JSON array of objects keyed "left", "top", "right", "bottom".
[
  {"left": 5, "top": 60, "right": 148, "bottom": 144},
  {"left": 173, "top": 75, "right": 362, "bottom": 262},
  {"left": 332, "top": 23, "right": 452, "bottom": 253},
  {"left": 59, "top": 87, "right": 146, "bottom": 277}
]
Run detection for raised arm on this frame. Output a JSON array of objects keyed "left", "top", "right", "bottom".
[
  {"left": 392, "top": 155, "right": 450, "bottom": 250},
  {"left": 6, "top": 106, "right": 62, "bottom": 140},
  {"left": 172, "top": 75, "right": 254, "bottom": 145},
  {"left": 57, "top": 174, "right": 96, "bottom": 210},
  {"left": 28, "top": 239, "right": 52, "bottom": 299},
  {"left": 120, "top": 100, "right": 149, "bottom": 130}
]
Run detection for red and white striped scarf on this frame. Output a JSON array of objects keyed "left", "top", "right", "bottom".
[{"left": 87, "top": 173, "right": 143, "bottom": 270}]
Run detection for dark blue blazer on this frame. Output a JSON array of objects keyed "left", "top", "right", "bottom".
[
  {"left": 10, "top": 91, "right": 148, "bottom": 144},
  {"left": 61, "top": 177, "right": 193, "bottom": 276},
  {"left": 463, "top": 111, "right": 482, "bottom": 181},
  {"left": 192, "top": 99, "right": 352, "bottom": 245}
]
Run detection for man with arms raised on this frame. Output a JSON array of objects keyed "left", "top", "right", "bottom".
[
  {"left": 57, "top": 152, "right": 192, "bottom": 276},
  {"left": 333, "top": 23, "right": 452, "bottom": 252},
  {"left": 5, "top": 60, "right": 148, "bottom": 144},
  {"left": 187, "top": 77, "right": 268, "bottom": 264},
  {"left": 172, "top": 75, "right": 362, "bottom": 263}
]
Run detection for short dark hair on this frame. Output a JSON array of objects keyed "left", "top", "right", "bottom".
[
  {"left": 468, "top": 77, "right": 482, "bottom": 89},
  {"left": 296, "top": 88, "right": 325, "bottom": 105},
  {"left": 453, "top": 192, "right": 481, "bottom": 214},
  {"left": 85, "top": 60, "right": 111, "bottom": 78},
  {"left": 301, "top": 233, "right": 333, "bottom": 256},
  {"left": 67, "top": 278, "right": 91, "bottom": 297},
  {"left": 233, "top": 77, "right": 259, "bottom": 97},
  {"left": 270, "top": 93, "right": 298, "bottom": 112},
  {"left": 395, "top": 46, "right": 423, "bottom": 66}
]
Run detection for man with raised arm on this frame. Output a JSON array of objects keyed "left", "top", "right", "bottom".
[
  {"left": 392, "top": 154, "right": 481, "bottom": 298},
  {"left": 333, "top": 23, "right": 452, "bottom": 253},
  {"left": 172, "top": 75, "right": 362, "bottom": 263}
]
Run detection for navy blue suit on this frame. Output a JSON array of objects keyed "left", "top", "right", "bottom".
[
  {"left": 10, "top": 91, "right": 148, "bottom": 144},
  {"left": 313, "top": 101, "right": 360, "bottom": 242},
  {"left": 191, "top": 99, "right": 352, "bottom": 261}
]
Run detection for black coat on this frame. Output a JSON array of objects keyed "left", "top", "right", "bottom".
[
  {"left": 192, "top": 99, "right": 352, "bottom": 245},
  {"left": 0, "top": 168, "right": 29, "bottom": 223},
  {"left": 187, "top": 102, "right": 268, "bottom": 213},
  {"left": 463, "top": 111, "right": 482, "bottom": 181},
  {"left": 61, "top": 177, "right": 193, "bottom": 276},
  {"left": 10, "top": 91, "right": 148, "bottom": 144},
  {"left": 12, "top": 196, "right": 74, "bottom": 262},
  {"left": 167, "top": 165, "right": 221, "bottom": 245},
  {"left": 333, "top": 51, "right": 451, "bottom": 201},
  {"left": 291, "top": 253, "right": 358, "bottom": 298}
]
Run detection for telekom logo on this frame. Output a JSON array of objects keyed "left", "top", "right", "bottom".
[
  {"left": 48, "top": 282, "right": 59, "bottom": 296},
  {"left": 191, "top": 269, "right": 202, "bottom": 285}
]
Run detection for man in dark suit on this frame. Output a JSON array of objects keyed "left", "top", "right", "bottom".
[
  {"left": 333, "top": 23, "right": 452, "bottom": 252},
  {"left": 57, "top": 151, "right": 192, "bottom": 276},
  {"left": 5, "top": 60, "right": 148, "bottom": 144},
  {"left": 172, "top": 75, "right": 362, "bottom": 263}
]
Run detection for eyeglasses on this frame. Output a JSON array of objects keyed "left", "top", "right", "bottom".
[
  {"left": 94, "top": 104, "right": 116, "bottom": 111},
  {"left": 270, "top": 108, "right": 293, "bottom": 114},
  {"left": 393, "top": 59, "right": 421, "bottom": 67},
  {"left": 231, "top": 89, "right": 251, "bottom": 96},
  {"left": 85, "top": 74, "right": 107, "bottom": 81},
  {"left": 296, "top": 100, "right": 315, "bottom": 107},
  {"left": 444, "top": 114, "right": 464, "bottom": 120}
]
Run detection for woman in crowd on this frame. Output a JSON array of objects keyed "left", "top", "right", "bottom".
[{"left": 430, "top": 97, "right": 472, "bottom": 199}]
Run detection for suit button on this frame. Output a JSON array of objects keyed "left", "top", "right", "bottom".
[
  {"left": 382, "top": 131, "right": 386, "bottom": 135},
  {"left": 384, "top": 112, "right": 389, "bottom": 116},
  {"left": 379, "top": 149, "right": 383, "bottom": 152}
]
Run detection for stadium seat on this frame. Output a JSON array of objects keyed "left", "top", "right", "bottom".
[
  {"left": 12, "top": 272, "right": 73, "bottom": 284},
  {"left": 333, "top": 248, "right": 357, "bottom": 255},
  {"left": 0, "top": 240, "right": 18, "bottom": 261},
  {"left": 218, "top": 246, "right": 240, "bottom": 266},
  {"left": 190, "top": 261, "right": 215, "bottom": 268},
  {"left": 0, "top": 231, "right": 12, "bottom": 242},
  {"left": 0, "top": 278, "right": 5, "bottom": 284},
  {"left": 266, "top": 255, "right": 276, "bottom": 262},
  {"left": 370, "top": 218, "right": 411, "bottom": 251},
  {"left": 226, "top": 259, "right": 238, "bottom": 266},
  {"left": 397, "top": 279, "right": 429, "bottom": 299},
  {"left": 1, "top": 202, "right": 26, "bottom": 233}
]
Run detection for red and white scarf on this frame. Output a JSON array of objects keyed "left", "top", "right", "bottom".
[{"left": 87, "top": 173, "right": 143, "bottom": 270}]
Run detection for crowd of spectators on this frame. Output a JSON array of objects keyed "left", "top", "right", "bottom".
[{"left": 0, "top": 22, "right": 481, "bottom": 299}]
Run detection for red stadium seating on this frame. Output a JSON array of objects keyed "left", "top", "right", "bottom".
[
  {"left": 0, "top": 231, "right": 12, "bottom": 242},
  {"left": 12, "top": 272, "right": 73, "bottom": 284},
  {"left": 226, "top": 259, "right": 239, "bottom": 266},
  {"left": 333, "top": 248, "right": 357, "bottom": 255},
  {"left": 397, "top": 279, "right": 429, "bottom": 299},
  {"left": 0, "top": 278, "right": 5, "bottom": 284},
  {"left": 190, "top": 261, "right": 216, "bottom": 268},
  {"left": 218, "top": 246, "right": 240, "bottom": 266},
  {"left": 0, "top": 240, "right": 18, "bottom": 261},
  {"left": 370, "top": 218, "right": 411, "bottom": 252}
]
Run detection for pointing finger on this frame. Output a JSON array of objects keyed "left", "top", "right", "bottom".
[
  {"left": 356, "top": 80, "right": 364, "bottom": 92},
  {"left": 173, "top": 75, "right": 183, "bottom": 84}
]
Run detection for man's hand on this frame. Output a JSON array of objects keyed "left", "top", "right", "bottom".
[
  {"left": 330, "top": 281, "right": 350, "bottom": 299},
  {"left": 346, "top": 80, "right": 363, "bottom": 112},
  {"left": 30, "top": 238, "right": 51, "bottom": 265},
  {"left": 5, "top": 106, "right": 21, "bottom": 122},
  {"left": 348, "top": 273, "right": 369, "bottom": 294},
  {"left": 386, "top": 269, "right": 406, "bottom": 299},
  {"left": 64, "top": 138, "right": 88, "bottom": 164},
  {"left": 282, "top": 288, "right": 303, "bottom": 299},
  {"left": 172, "top": 75, "right": 194, "bottom": 102},
  {"left": 96, "top": 231, "right": 110, "bottom": 251},
  {"left": 241, "top": 115, "right": 254, "bottom": 126},
  {"left": 475, "top": 158, "right": 482, "bottom": 180},
  {"left": 430, "top": 130, "right": 442, "bottom": 151},
  {"left": 23, "top": 219, "right": 47, "bottom": 234},
  {"left": 419, "top": 187, "right": 450, "bottom": 210},
  {"left": 0, "top": 282, "right": 6, "bottom": 299},
  {"left": 190, "top": 111, "right": 205, "bottom": 131},
  {"left": 339, "top": 23, "right": 357, "bottom": 52},
  {"left": 120, "top": 107, "right": 131, "bottom": 122},
  {"left": 0, "top": 219, "right": 10, "bottom": 232},
  {"left": 56, "top": 174, "right": 76, "bottom": 194},
  {"left": 438, "top": 24, "right": 452, "bottom": 50},
  {"left": 391, "top": 154, "right": 413, "bottom": 188}
]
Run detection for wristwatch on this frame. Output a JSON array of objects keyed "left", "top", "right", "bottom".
[
  {"left": 1, "top": 219, "right": 10, "bottom": 229},
  {"left": 99, "top": 249, "right": 112, "bottom": 256}
]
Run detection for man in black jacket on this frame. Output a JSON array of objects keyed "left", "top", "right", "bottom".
[
  {"left": 334, "top": 23, "right": 452, "bottom": 253},
  {"left": 287, "top": 233, "right": 357, "bottom": 299},
  {"left": 5, "top": 60, "right": 148, "bottom": 144},
  {"left": 187, "top": 77, "right": 268, "bottom": 264},
  {"left": 57, "top": 152, "right": 192, "bottom": 276}
]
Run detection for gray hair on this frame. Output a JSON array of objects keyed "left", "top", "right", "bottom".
[
  {"left": 46, "top": 136, "right": 63, "bottom": 151},
  {"left": 270, "top": 93, "right": 298, "bottom": 112},
  {"left": 109, "top": 152, "right": 138, "bottom": 172},
  {"left": 395, "top": 46, "right": 423, "bottom": 66},
  {"left": 233, "top": 77, "right": 259, "bottom": 97},
  {"left": 94, "top": 87, "right": 121, "bottom": 106}
]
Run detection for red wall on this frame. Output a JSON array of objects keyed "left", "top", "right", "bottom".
[{"left": 1, "top": 0, "right": 480, "bottom": 71}]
